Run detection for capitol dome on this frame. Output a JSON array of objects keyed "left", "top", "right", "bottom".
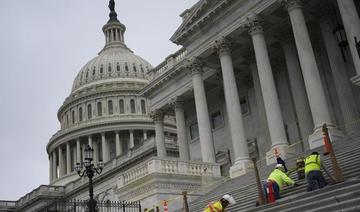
[
  {"left": 71, "top": 7, "right": 153, "bottom": 93},
  {"left": 47, "top": 1, "right": 177, "bottom": 187}
]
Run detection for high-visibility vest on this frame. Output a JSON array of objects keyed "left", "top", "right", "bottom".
[
  {"left": 304, "top": 155, "right": 321, "bottom": 175},
  {"left": 203, "top": 201, "right": 223, "bottom": 212}
]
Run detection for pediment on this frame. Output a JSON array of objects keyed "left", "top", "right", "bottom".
[{"left": 170, "top": 0, "right": 234, "bottom": 45}]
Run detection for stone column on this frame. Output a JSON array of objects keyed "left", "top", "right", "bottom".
[
  {"left": 320, "top": 20, "right": 360, "bottom": 134},
  {"left": 279, "top": 0, "right": 342, "bottom": 148},
  {"left": 88, "top": 135, "right": 93, "bottom": 148},
  {"left": 282, "top": 38, "right": 314, "bottom": 150},
  {"left": 173, "top": 97, "right": 190, "bottom": 161},
  {"left": 151, "top": 110, "right": 166, "bottom": 158},
  {"left": 246, "top": 16, "right": 289, "bottom": 163},
  {"left": 52, "top": 151, "right": 57, "bottom": 180},
  {"left": 143, "top": 130, "right": 148, "bottom": 140},
  {"left": 58, "top": 147, "right": 64, "bottom": 177},
  {"left": 214, "top": 38, "right": 252, "bottom": 177},
  {"left": 101, "top": 133, "right": 109, "bottom": 162},
  {"left": 129, "top": 130, "right": 135, "bottom": 149},
  {"left": 49, "top": 154, "right": 53, "bottom": 182},
  {"left": 93, "top": 141, "right": 99, "bottom": 165},
  {"left": 115, "top": 131, "right": 122, "bottom": 156},
  {"left": 66, "top": 143, "right": 71, "bottom": 174},
  {"left": 76, "top": 138, "right": 81, "bottom": 164},
  {"left": 190, "top": 58, "right": 216, "bottom": 163},
  {"left": 250, "top": 63, "right": 271, "bottom": 155},
  {"left": 336, "top": 0, "right": 360, "bottom": 85}
]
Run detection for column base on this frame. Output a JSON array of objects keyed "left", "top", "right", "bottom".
[
  {"left": 229, "top": 159, "right": 253, "bottom": 179},
  {"left": 351, "top": 74, "right": 360, "bottom": 86},
  {"left": 265, "top": 144, "right": 295, "bottom": 165},
  {"left": 308, "top": 125, "right": 343, "bottom": 149}
]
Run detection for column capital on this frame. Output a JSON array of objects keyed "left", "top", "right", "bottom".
[
  {"left": 150, "top": 110, "right": 164, "bottom": 122},
  {"left": 244, "top": 15, "right": 264, "bottom": 36},
  {"left": 213, "top": 37, "right": 232, "bottom": 57},
  {"left": 278, "top": 0, "right": 302, "bottom": 12},
  {"left": 188, "top": 57, "right": 204, "bottom": 75},
  {"left": 171, "top": 96, "right": 185, "bottom": 110}
]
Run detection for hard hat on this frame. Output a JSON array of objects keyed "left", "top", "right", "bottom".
[
  {"left": 222, "top": 194, "right": 236, "bottom": 205},
  {"left": 275, "top": 164, "right": 284, "bottom": 169}
]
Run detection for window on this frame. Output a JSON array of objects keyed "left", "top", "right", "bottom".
[
  {"left": 141, "top": 100, "right": 146, "bottom": 114},
  {"left": 108, "top": 100, "right": 113, "bottom": 115},
  {"left": 119, "top": 99, "right": 125, "bottom": 114},
  {"left": 87, "top": 104, "right": 92, "bottom": 119},
  {"left": 240, "top": 96, "right": 249, "bottom": 115},
  {"left": 117, "top": 63, "right": 120, "bottom": 72},
  {"left": 72, "top": 110, "right": 75, "bottom": 124},
  {"left": 92, "top": 67, "right": 96, "bottom": 76},
  {"left": 190, "top": 123, "right": 199, "bottom": 140},
  {"left": 79, "top": 107, "right": 83, "bottom": 122},
  {"left": 133, "top": 64, "right": 137, "bottom": 72},
  {"left": 130, "top": 99, "right": 136, "bottom": 113},
  {"left": 108, "top": 63, "right": 111, "bottom": 72},
  {"left": 97, "top": 102, "right": 102, "bottom": 116},
  {"left": 100, "top": 65, "right": 104, "bottom": 74},
  {"left": 66, "top": 114, "right": 69, "bottom": 127},
  {"left": 211, "top": 111, "right": 223, "bottom": 129}
]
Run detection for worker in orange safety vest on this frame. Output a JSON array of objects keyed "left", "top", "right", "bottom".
[{"left": 203, "top": 194, "right": 236, "bottom": 212}]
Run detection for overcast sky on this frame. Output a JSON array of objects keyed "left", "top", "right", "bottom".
[{"left": 0, "top": 0, "right": 198, "bottom": 200}]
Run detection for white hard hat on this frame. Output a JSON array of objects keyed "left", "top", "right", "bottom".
[
  {"left": 275, "top": 164, "right": 283, "bottom": 169},
  {"left": 222, "top": 194, "right": 236, "bottom": 205}
]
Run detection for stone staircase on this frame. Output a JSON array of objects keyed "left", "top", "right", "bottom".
[{"left": 178, "top": 136, "right": 360, "bottom": 212}]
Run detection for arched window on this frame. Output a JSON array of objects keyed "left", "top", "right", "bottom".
[
  {"left": 133, "top": 64, "right": 137, "bottom": 72},
  {"left": 117, "top": 63, "right": 120, "bottom": 72},
  {"left": 108, "top": 100, "right": 113, "bottom": 115},
  {"left": 108, "top": 63, "right": 111, "bottom": 72},
  {"left": 97, "top": 102, "right": 102, "bottom": 116},
  {"left": 92, "top": 67, "right": 96, "bottom": 76},
  {"left": 72, "top": 110, "right": 75, "bottom": 124},
  {"left": 119, "top": 99, "right": 125, "bottom": 114},
  {"left": 79, "top": 107, "right": 83, "bottom": 122},
  {"left": 100, "top": 65, "right": 104, "bottom": 74},
  {"left": 125, "top": 63, "right": 129, "bottom": 72},
  {"left": 141, "top": 100, "right": 146, "bottom": 114},
  {"left": 87, "top": 104, "right": 92, "bottom": 119},
  {"left": 130, "top": 99, "right": 136, "bottom": 114},
  {"left": 66, "top": 114, "right": 69, "bottom": 127}
]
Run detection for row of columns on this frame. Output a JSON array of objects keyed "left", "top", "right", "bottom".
[
  {"left": 151, "top": 0, "right": 360, "bottom": 178},
  {"left": 49, "top": 129, "right": 149, "bottom": 181}
]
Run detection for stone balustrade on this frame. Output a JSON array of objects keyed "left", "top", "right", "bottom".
[
  {"left": 16, "top": 185, "right": 65, "bottom": 207},
  {"left": 117, "top": 157, "right": 221, "bottom": 188},
  {"left": 149, "top": 48, "right": 187, "bottom": 78}
]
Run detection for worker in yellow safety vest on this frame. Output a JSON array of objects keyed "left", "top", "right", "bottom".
[
  {"left": 264, "top": 164, "right": 297, "bottom": 200},
  {"left": 203, "top": 194, "right": 236, "bottom": 212},
  {"left": 304, "top": 152, "right": 328, "bottom": 191}
]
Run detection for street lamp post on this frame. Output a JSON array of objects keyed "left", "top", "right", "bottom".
[{"left": 75, "top": 145, "right": 104, "bottom": 212}]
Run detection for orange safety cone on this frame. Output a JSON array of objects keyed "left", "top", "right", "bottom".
[
  {"left": 267, "top": 181, "right": 276, "bottom": 203},
  {"left": 322, "top": 124, "right": 331, "bottom": 156}
]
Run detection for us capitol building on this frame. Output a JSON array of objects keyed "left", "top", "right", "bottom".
[{"left": 1, "top": 0, "right": 360, "bottom": 211}]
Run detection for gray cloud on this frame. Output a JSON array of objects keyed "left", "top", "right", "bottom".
[{"left": 0, "top": 0, "right": 198, "bottom": 200}]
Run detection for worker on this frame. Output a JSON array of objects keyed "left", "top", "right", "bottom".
[
  {"left": 264, "top": 164, "right": 297, "bottom": 201},
  {"left": 304, "top": 152, "right": 328, "bottom": 191},
  {"left": 203, "top": 194, "right": 236, "bottom": 212}
]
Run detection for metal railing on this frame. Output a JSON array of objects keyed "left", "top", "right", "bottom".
[{"left": 39, "top": 199, "right": 141, "bottom": 212}]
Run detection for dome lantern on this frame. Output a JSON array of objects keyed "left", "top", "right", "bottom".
[{"left": 102, "top": 0, "right": 127, "bottom": 50}]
